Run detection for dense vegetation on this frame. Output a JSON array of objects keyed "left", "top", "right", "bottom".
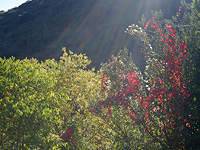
[{"left": 0, "top": 0, "right": 200, "bottom": 149}]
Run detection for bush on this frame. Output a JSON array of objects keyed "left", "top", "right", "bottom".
[{"left": 92, "top": 0, "right": 200, "bottom": 149}]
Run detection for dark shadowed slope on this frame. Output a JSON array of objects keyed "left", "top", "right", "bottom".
[{"left": 0, "top": 0, "right": 181, "bottom": 69}]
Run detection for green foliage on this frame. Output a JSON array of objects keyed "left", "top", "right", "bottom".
[
  {"left": 0, "top": 49, "right": 103, "bottom": 149},
  {"left": 92, "top": 49, "right": 162, "bottom": 149},
  {"left": 0, "top": 56, "right": 61, "bottom": 149},
  {"left": 1, "top": 0, "right": 200, "bottom": 149}
]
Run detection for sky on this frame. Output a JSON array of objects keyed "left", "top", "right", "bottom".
[{"left": 0, "top": 0, "right": 27, "bottom": 11}]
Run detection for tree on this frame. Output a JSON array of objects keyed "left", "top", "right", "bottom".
[
  {"left": 93, "top": 0, "right": 199, "bottom": 149},
  {"left": 0, "top": 49, "right": 105, "bottom": 149}
]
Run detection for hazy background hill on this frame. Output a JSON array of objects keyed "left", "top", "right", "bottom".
[{"left": 0, "top": 0, "right": 181, "bottom": 69}]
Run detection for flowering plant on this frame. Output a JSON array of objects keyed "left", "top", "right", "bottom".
[{"left": 93, "top": 6, "right": 196, "bottom": 149}]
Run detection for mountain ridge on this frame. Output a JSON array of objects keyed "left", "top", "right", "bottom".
[{"left": 0, "top": 0, "right": 181, "bottom": 69}]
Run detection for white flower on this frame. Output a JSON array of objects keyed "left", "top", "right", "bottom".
[
  {"left": 149, "top": 44, "right": 152, "bottom": 49},
  {"left": 119, "top": 60, "right": 123, "bottom": 64}
]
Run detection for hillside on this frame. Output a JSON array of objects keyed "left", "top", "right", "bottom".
[{"left": 0, "top": 0, "right": 181, "bottom": 69}]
